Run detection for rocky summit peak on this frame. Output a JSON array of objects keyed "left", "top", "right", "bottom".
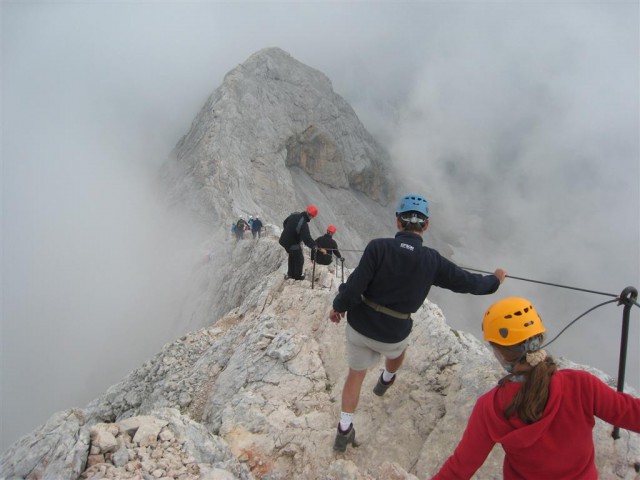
[
  {"left": 165, "top": 47, "right": 395, "bottom": 232},
  {"left": 160, "top": 47, "right": 401, "bottom": 327},
  {"left": 228, "top": 47, "right": 334, "bottom": 93}
]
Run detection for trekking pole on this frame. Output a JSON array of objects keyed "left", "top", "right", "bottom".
[
  {"left": 612, "top": 286, "right": 638, "bottom": 440},
  {"left": 341, "top": 258, "right": 344, "bottom": 283},
  {"left": 311, "top": 256, "right": 317, "bottom": 290}
]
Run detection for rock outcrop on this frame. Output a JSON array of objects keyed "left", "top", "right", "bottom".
[{"left": 2, "top": 236, "right": 639, "bottom": 479}]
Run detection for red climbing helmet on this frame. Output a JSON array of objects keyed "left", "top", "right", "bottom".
[
  {"left": 327, "top": 225, "right": 337, "bottom": 234},
  {"left": 306, "top": 205, "right": 318, "bottom": 218}
]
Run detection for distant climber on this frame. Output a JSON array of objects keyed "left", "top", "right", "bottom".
[
  {"left": 311, "top": 225, "right": 343, "bottom": 266},
  {"left": 279, "top": 205, "right": 324, "bottom": 280},
  {"left": 235, "top": 217, "right": 249, "bottom": 241},
  {"left": 251, "top": 215, "right": 263, "bottom": 240},
  {"left": 328, "top": 194, "right": 507, "bottom": 452},
  {"left": 431, "top": 297, "right": 640, "bottom": 479}
]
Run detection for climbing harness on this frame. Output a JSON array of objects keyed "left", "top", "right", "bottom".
[{"left": 361, "top": 295, "right": 411, "bottom": 320}]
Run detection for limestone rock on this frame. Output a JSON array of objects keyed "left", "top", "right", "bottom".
[
  {"left": 1, "top": 243, "right": 639, "bottom": 479},
  {"left": 285, "top": 125, "right": 349, "bottom": 188},
  {"left": 0, "top": 408, "right": 90, "bottom": 480}
]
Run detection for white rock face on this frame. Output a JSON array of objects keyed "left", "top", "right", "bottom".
[
  {"left": 1, "top": 48, "right": 638, "bottom": 479},
  {"left": 166, "top": 47, "right": 395, "bottom": 220}
]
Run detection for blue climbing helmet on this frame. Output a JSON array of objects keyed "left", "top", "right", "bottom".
[{"left": 396, "top": 194, "right": 429, "bottom": 219}]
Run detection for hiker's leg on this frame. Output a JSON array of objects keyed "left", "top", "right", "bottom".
[
  {"left": 342, "top": 325, "right": 378, "bottom": 413},
  {"left": 341, "top": 368, "right": 367, "bottom": 413},
  {"left": 385, "top": 350, "right": 405, "bottom": 374},
  {"left": 287, "top": 252, "right": 295, "bottom": 277},
  {"left": 292, "top": 249, "right": 304, "bottom": 279}
]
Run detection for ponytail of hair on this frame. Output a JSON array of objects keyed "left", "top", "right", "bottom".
[{"left": 494, "top": 344, "right": 557, "bottom": 424}]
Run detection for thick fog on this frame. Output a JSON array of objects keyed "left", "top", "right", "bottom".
[{"left": 2, "top": 2, "right": 638, "bottom": 451}]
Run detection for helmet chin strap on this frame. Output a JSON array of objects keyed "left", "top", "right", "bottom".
[
  {"left": 492, "top": 334, "right": 544, "bottom": 373},
  {"left": 492, "top": 348, "right": 517, "bottom": 373}
]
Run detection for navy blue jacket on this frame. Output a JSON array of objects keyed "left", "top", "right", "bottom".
[
  {"left": 332, "top": 231, "right": 500, "bottom": 343},
  {"left": 279, "top": 212, "right": 316, "bottom": 251},
  {"left": 312, "top": 233, "right": 342, "bottom": 264},
  {"left": 251, "top": 218, "right": 263, "bottom": 232}
]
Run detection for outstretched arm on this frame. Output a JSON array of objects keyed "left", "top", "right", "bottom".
[
  {"left": 584, "top": 371, "right": 640, "bottom": 433},
  {"left": 431, "top": 398, "right": 496, "bottom": 480},
  {"left": 434, "top": 254, "right": 505, "bottom": 295}
]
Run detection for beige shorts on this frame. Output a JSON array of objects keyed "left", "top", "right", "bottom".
[{"left": 345, "top": 323, "right": 409, "bottom": 371}]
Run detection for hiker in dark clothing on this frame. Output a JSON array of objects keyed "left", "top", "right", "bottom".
[
  {"left": 251, "top": 216, "right": 263, "bottom": 240},
  {"left": 279, "top": 205, "right": 324, "bottom": 280},
  {"left": 235, "top": 217, "right": 249, "bottom": 241},
  {"left": 328, "top": 194, "right": 507, "bottom": 452},
  {"left": 311, "top": 225, "right": 343, "bottom": 266}
]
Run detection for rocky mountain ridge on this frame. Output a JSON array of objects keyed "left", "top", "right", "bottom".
[
  {"left": 2, "top": 236, "right": 639, "bottom": 479},
  {"left": 2, "top": 47, "right": 639, "bottom": 479}
]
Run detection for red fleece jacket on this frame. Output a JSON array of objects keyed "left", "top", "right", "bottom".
[{"left": 432, "top": 369, "right": 640, "bottom": 479}]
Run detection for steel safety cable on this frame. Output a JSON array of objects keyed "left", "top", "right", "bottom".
[
  {"left": 461, "top": 267, "right": 618, "bottom": 298},
  {"left": 320, "top": 249, "right": 621, "bottom": 299},
  {"left": 541, "top": 298, "right": 620, "bottom": 349}
]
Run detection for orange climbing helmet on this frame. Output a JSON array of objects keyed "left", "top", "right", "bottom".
[
  {"left": 327, "top": 225, "right": 337, "bottom": 234},
  {"left": 306, "top": 205, "right": 318, "bottom": 218},
  {"left": 482, "top": 297, "right": 546, "bottom": 347}
]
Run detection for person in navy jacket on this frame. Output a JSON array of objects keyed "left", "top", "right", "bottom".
[
  {"left": 432, "top": 297, "right": 640, "bottom": 479},
  {"left": 279, "top": 205, "right": 323, "bottom": 280},
  {"left": 328, "top": 194, "right": 507, "bottom": 452},
  {"left": 312, "top": 224, "right": 343, "bottom": 266}
]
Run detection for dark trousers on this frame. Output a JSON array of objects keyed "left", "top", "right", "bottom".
[{"left": 287, "top": 248, "right": 304, "bottom": 279}]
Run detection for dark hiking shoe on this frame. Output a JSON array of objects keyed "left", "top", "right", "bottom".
[
  {"left": 333, "top": 424, "right": 359, "bottom": 452},
  {"left": 373, "top": 373, "right": 395, "bottom": 396}
]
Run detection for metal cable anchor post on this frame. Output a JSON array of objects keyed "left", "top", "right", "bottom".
[{"left": 612, "top": 286, "right": 638, "bottom": 440}]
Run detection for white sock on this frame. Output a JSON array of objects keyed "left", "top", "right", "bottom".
[
  {"left": 382, "top": 369, "right": 396, "bottom": 383},
  {"left": 339, "top": 412, "right": 353, "bottom": 431}
]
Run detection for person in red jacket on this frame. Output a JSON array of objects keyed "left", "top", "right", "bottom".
[{"left": 432, "top": 297, "right": 640, "bottom": 480}]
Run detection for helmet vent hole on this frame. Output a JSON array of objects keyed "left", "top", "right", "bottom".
[
  {"left": 499, "top": 328, "right": 509, "bottom": 338},
  {"left": 504, "top": 314, "right": 512, "bottom": 319},
  {"left": 514, "top": 311, "right": 522, "bottom": 316},
  {"left": 524, "top": 321, "right": 534, "bottom": 327},
  {"left": 524, "top": 307, "right": 529, "bottom": 313}
]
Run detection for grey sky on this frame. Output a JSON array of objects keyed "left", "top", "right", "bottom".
[{"left": 2, "top": 1, "right": 638, "bottom": 451}]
